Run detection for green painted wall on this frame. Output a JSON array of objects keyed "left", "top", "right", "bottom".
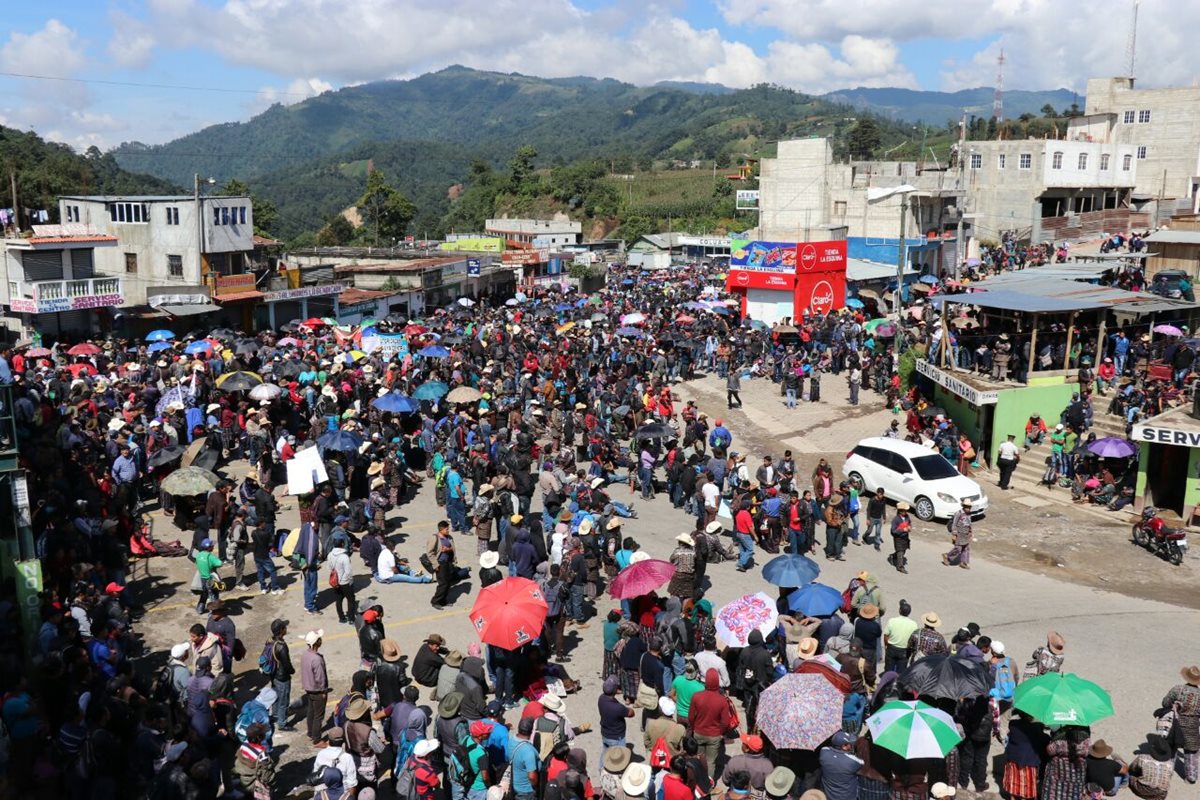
[
  {"left": 930, "top": 386, "right": 984, "bottom": 451},
  {"left": 1186, "top": 449, "right": 1200, "bottom": 512},
  {"left": 1135, "top": 441, "right": 1150, "bottom": 498},
  {"left": 989, "top": 378, "right": 1077, "bottom": 464}
]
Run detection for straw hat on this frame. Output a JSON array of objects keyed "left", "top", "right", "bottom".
[
  {"left": 621, "top": 763, "right": 651, "bottom": 796},
  {"left": 796, "top": 637, "right": 819, "bottom": 659},
  {"left": 1181, "top": 665, "right": 1200, "bottom": 685},
  {"left": 675, "top": 532, "right": 695, "bottom": 546},
  {"left": 1046, "top": 630, "right": 1066, "bottom": 655},
  {"left": 859, "top": 603, "right": 879, "bottom": 620},
  {"left": 381, "top": 639, "right": 402, "bottom": 662},
  {"left": 370, "top": 477, "right": 385, "bottom": 490},
  {"left": 604, "top": 746, "right": 631, "bottom": 773},
  {"left": 923, "top": 612, "right": 941, "bottom": 628},
  {"left": 480, "top": 551, "right": 500, "bottom": 569},
  {"left": 367, "top": 462, "right": 384, "bottom": 476}
]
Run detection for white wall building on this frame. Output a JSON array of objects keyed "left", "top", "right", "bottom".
[
  {"left": 58, "top": 194, "right": 255, "bottom": 305},
  {"left": 485, "top": 214, "right": 582, "bottom": 246}
]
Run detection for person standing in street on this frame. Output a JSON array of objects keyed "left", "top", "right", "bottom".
[
  {"left": 863, "top": 488, "right": 886, "bottom": 551},
  {"left": 734, "top": 499, "right": 756, "bottom": 572},
  {"left": 823, "top": 493, "right": 847, "bottom": 561},
  {"left": 847, "top": 367, "right": 861, "bottom": 406},
  {"left": 431, "top": 520, "right": 457, "bottom": 610},
  {"left": 881, "top": 600, "right": 917, "bottom": 674},
  {"left": 301, "top": 629, "right": 330, "bottom": 744},
  {"left": 888, "top": 502, "right": 912, "bottom": 573},
  {"left": 943, "top": 499, "right": 974, "bottom": 569},
  {"left": 726, "top": 370, "right": 742, "bottom": 409},
  {"left": 268, "top": 618, "right": 295, "bottom": 730},
  {"left": 327, "top": 539, "right": 357, "bottom": 625},
  {"left": 997, "top": 434, "right": 1020, "bottom": 490},
  {"left": 296, "top": 522, "right": 322, "bottom": 616},
  {"left": 252, "top": 518, "right": 283, "bottom": 595}
]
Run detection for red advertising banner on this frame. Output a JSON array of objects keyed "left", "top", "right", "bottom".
[
  {"left": 724, "top": 269, "right": 796, "bottom": 291},
  {"left": 796, "top": 240, "right": 848, "bottom": 274},
  {"left": 794, "top": 271, "right": 846, "bottom": 317}
]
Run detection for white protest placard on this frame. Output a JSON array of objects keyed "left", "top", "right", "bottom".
[{"left": 286, "top": 445, "right": 330, "bottom": 495}]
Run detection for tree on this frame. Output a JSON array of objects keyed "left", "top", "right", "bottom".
[
  {"left": 846, "top": 119, "right": 882, "bottom": 159},
  {"left": 1041, "top": 103, "right": 1058, "bottom": 118},
  {"left": 507, "top": 145, "right": 538, "bottom": 194},
  {"left": 316, "top": 214, "right": 354, "bottom": 246},
  {"left": 357, "top": 169, "right": 417, "bottom": 245}
]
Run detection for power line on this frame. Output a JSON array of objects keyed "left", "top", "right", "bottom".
[{"left": 0, "top": 71, "right": 316, "bottom": 98}]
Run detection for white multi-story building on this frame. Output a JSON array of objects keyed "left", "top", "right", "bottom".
[
  {"left": 58, "top": 193, "right": 255, "bottom": 306},
  {"left": 485, "top": 214, "right": 581, "bottom": 247}
]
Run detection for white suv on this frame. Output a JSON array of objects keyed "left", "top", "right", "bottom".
[{"left": 843, "top": 437, "right": 988, "bottom": 521}]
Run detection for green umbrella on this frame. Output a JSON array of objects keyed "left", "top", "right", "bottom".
[
  {"left": 1013, "top": 672, "right": 1114, "bottom": 726},
  {"left": 866, "top": 700, "right": 963, "bottom": 759},
  {"left": 161, "top": 467, "right": 221, "bottom": 497}
]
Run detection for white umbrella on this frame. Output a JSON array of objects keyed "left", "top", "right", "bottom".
[
  {"left": 250, "top": 383, "right": 283, "bottom": 401},
  {"left": 457, "top": 297, "right": 476, "bottom": 307},
  {"left": 621, "top": 312, "right": 646, "bottom": 325},
  {"left": 715, "top": 592, "right": 779, "bottom": 647}
]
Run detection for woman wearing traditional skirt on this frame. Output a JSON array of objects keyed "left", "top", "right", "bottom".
[
  {"left": 1002, "top": 712, "right": 1045, "bottom": 800},
  {"left": 1040, "top": 725, "right": 1091, "bottom": 800}
]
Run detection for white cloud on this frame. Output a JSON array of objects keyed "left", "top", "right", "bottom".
[
  {"left": 765, "top": 36, "right": 916, "bottom": 94},
  {"left": 0, "top": 19, "right": 85, "bottom": 77},
  {"left": 107, "top": 11, "right": 157, "bottom": 69}
]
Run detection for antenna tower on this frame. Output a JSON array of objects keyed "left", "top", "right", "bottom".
[
  {"left": 1125, "top": 0, "right": 1140, "bottom": 79},
  {"left": 993, "top": 49, "right": 1005, "bottom": 123}
]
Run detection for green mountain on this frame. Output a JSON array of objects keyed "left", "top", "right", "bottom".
[
  {"left": 111, "top": 67, "right": 933, "bottom": 239},
  {"left": 820, "top": 86, "right": 1081, "bottom": 124},
  {"left": 1, "top": 126, "right": 179, "bottom": 222}
]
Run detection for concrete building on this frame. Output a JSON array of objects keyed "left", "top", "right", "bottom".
[
  {"left": 1145, "top": 216, "right": 1200, "bottom": 278},
  {"left": 1070, "top": 77, "right": 1200, "bottom": 209},
  {"left": 963, "top": 138, "right": 1140, "bottom": 242},
  {"left": 756, "top": 138, "right": 962, "bottom": 273},
  {"left": 58, "top": 193, "right": 255, "bottom": 306},
  {"left": 1, "top": 225, "right": 121, "bottom": 338},
  {"left": 485, "top": 214, "right": 581, "bottom": 247}
]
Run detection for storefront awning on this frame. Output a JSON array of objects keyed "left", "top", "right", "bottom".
[
  {"left": 157, "top": 303, "right": 218, "bottom": 317},
  {"left": 214, "top": 291, "right": 264, "bottom": 303}
]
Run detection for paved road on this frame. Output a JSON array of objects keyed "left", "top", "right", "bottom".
[{"left": 136, "top": 376, "right": 1200, "bottom": 795}]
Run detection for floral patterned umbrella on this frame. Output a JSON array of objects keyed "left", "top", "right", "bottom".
[
  {"left": 715, "top": 592, "right": 778, "bottom": 647},
  {"left": 757, "top": 672, "right": 846, "bottom": 750}
]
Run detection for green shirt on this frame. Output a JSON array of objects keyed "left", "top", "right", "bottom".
[
  {"left": 882, "top": 615, "right": 919, "bottom": 650},
  {"left": 1050, "top": 431, "right": 1066, "bottom": 453},
  {"left": 467, "top": 739, "right": 489, "bottom": 791},
  {"left": 196, "top": 551, "right": 222, "bottom": 579},
  {"left": 671, "top": 675, "right": 703, "bottom": 719}
]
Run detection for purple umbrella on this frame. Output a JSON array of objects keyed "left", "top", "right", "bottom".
[{"left": 1087, "top": 436, "right": 1137, "bottom": 458}]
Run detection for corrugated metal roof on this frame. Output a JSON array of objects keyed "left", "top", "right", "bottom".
[
  {"left": 1145, "top": 230, "right": 1200, "bottom": 244},
  {"left": 214, "top": 290, "right": 263, "bottom": 303},
  {"left": 932, "top": 280, "right": 1200, "bottom": 314}
]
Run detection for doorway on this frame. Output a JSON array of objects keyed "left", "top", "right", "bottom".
[{"left": 1145, "top": 443, "right": 1189, "bottom": 515}]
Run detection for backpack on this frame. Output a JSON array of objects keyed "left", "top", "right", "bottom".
[
  {"left": 332, "top": 691, "right": 358, "bottom": 729},
  {"left": 992, "top": 656, "right": 1017, "bottom": 701},
  {"left": 446, "top": 721, "right": 477, "bottom": 789},
  {"left": 840, "top": 588, "right": 854, "bottom": 615},
  {"left": 648, "top": 736, "right": 672, "bottom": 769},
  {"left": 395, "top": 757, "right": 420, "bottom": 800},
  {"left": 534, "top": 714, "right": 566, "bottom": 760},
  {"left": 149, "top": 663, "right": 176, "bottom": 705},
  {"left": 258, "top": 641, "right": 278, "bottom": 676}
]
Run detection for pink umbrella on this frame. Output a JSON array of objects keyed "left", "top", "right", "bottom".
[
  {"left": 277, "top": 337, "right": 301, "bottom": 347},
  {"left": 608, "top": 558, "right": 676, "bottom": 599}
]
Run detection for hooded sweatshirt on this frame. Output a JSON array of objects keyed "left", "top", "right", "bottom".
[
  {"left": 687, "top": 669, "right": 732, "bottom": 737},
  {"left": 825, "top": 623, "right": 856, "bottom": 658},
  {"left": 328, "top": 547, "right": 352, "bottom": 585}
]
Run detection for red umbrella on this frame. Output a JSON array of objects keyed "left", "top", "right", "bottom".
[
  {"left": 608, "top": 558, "right": 676, "bottom": 599},
  {"left": 302, "top": 318, "right": 326, "bottom": 328},
  {"left": 26, "top": 347, "right": 51, "bottom": 358},
  {"left": 469, "top": 577, "right": 548, "bottom": 650},
  {"left": 68, "top": 343, "right": 102, "bottom": 356},
  {"left": 67, "top": 363, "right": 97, "bottom": 377},
  {"left": 404, "top": 324, "right": 428, "bottom": 336}
]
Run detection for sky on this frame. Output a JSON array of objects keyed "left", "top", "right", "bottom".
[{"left": 0, "top": 0, "right": 1185, "bottom": 150}]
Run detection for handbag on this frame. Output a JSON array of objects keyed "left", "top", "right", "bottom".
[
  {"left": 419, "top": 553, "right": 436, "bottom": 574},
  {"left": 635, "top": 654, "right": 660, "bottom": 710}
]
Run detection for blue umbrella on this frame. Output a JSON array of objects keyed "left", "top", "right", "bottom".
[
  {"left": 317, "top": 429, "right": 364, "bottom": 453},
  {"left": 148, "top": 341, "right": 172, "bottom": 353},
  {"left": 621, "top": 279, "right": 635, "bottom": 286},
  {"left": 361, "top": 326, "right": 378, "bottom": 337},
  {"left": 418, "top": 345, "right": 451, "bottom": 359},
  {"left": 846, "top": 298, "right": 865, "bottom": 309},
  {"left": 616, "top": 327, "right": 643, "bottom": 337},
  {"left": 710, "top": 306, "right": 732, "bottom": 315},
  {"left": 145, "top": 329, "right": 176, "bottom": 342},
  {"left": 787, "top": 582, "right": 844, "bottom": 616},
  {"left": 372, "top": 392, "right": 420, "bottom": 414},
  {"left": 761, "top": 554, "right": 821, "bottom": 588},
  {"left": 919, "top": 275, "right": 939, "bottom": 285},
  {"left": 413, "top": 381, "right": 449, "bottom": 400},
  {"left": 185, "top": 340, "right": 213, "bottom": 355},
  {"left": 553, "top": 303, "right": 572, "bottom": 312},
  {"left": 684, "top": 302, "right": 708, "bottom": 310}
]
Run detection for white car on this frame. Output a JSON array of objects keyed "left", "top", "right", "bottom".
[{"left": 843, "top": 437, "right": 988, "bottom": 521}]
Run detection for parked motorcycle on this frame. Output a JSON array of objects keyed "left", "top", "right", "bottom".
[{"left": 1131, "top": 506, "right": 1189, "bottom": 566}]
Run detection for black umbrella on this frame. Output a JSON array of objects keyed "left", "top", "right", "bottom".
[
  {"left": 441, "top": 334, "right": 464, "bottom": 345},
  {"left": 147, "top": 445, "right": 186, "bottom": 469},
  {"left": 216, "top": 371, "right": 262, "bottom": 392},
  {"left": 235, "top": 340, "right": 260, "bottom": 356},
  {"left": 896, "top": 655, "right": 992, "bottom": 700},
  {"left": 635, "top": 422, "right": 676, "bottom": 439},
  {"left": 210, "top": 328, "right": 237, "bottom": 342},
  {"left": 275, "top": 361, "right": 303, "bottom": 379}
]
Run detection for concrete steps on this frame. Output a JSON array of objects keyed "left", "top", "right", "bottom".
[{"left": 993, "top": 410, "right": 1130, "bottom": 488}]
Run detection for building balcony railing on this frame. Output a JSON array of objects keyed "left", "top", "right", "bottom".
[{"left": 33, "top": 277, "right": 122, "bottom": 302}]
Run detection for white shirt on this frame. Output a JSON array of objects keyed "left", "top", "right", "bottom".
[
  {"left": 998, "top": 440, "right": 1020, "bottom": 461},
  {"left": 375, "top": 547, "right": 396, "bottom": 581},
  {"left": 313, "top": 746, "right": 357, "bottom": 789},
  {"left": 694, "top": 650, "right": 730, "bottom": 688},
  {"left": 701, "top": 482, "right": 720, "bottom": 510}
]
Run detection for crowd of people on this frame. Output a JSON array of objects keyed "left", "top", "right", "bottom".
[{"left": 0, "top": 257, "right": 1194, "bottom": 800}]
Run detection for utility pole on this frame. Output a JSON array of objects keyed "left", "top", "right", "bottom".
[
  {"left": 953, "top": 114, "right": 967, "bottom": 280},
  {"left": 895, "top": 195, "right": 908, "bottom": 316},
  {"left": 10, "top": 171, "right": 18, "bottom": 233}
]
